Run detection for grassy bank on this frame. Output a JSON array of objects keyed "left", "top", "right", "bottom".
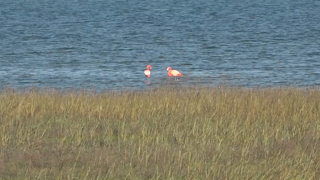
[{"left": 0, "top": 86, "right": 320, "bottom": 179}]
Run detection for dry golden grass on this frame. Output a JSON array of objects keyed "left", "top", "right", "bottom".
[{"left": 0, "top": 86, "right": 320, "bottom": 179}]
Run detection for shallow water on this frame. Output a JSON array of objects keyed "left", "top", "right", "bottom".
[{"left": 1, "top": 0, "right": 320, "bottom": 91}]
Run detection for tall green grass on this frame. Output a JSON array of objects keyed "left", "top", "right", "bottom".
[{"left": 0, "top": 86, "right": 320, "bottom": 179}]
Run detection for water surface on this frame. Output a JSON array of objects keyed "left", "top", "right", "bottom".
[{"left": 1, "top": 0, "right": 320, "bottom": 91}]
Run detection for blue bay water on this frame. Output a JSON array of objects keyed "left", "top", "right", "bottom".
[{"left": 1, "top": 0, "right": 320, "bottom": 91}]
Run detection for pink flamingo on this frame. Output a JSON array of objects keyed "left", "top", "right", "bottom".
[
  {"left": 144, "top": 65, "right": 152, "bottom": 81},
  {"left": 167, "top": 67, "right": 183, "bottom": 77}
]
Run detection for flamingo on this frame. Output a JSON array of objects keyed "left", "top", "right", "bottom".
[
  {"left": 144, "top": 65, "right": 152, "bottom": 82},
  {"left": 167, "top": 67, "right": 183, "bottom": 77}
]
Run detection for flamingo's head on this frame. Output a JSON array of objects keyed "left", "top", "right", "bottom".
[
  {"left": 146, "top": 65, "right": 152, "bottom": 70},
  {"left": 166, "top": 67, "right": 172, "bottom": 71}
]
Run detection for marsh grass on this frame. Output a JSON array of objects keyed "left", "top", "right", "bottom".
[{"left": 0, "top": 86, "right": 320, "bottom": 179}]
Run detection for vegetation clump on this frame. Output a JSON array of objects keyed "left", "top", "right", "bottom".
[{"left": 0, "top": 86, "right": 320, "bottom": 179}]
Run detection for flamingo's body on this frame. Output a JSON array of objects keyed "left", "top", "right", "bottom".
[
  {"left": 167, "top": 67, "right": 183, "bottom": 77},
  {"left": 144, "top": 65, "right": 152, "bottom": 78},
  {"left": 144, "top": 65, "right": 152, "bottom": 83}
]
